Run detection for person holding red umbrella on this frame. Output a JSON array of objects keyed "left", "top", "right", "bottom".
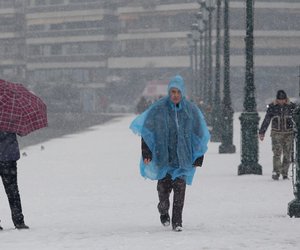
[
  {"left": 0, "top": 131, "right": 29, "bottom": 230},
  {"left": 0, "top": 79, "right": 48, "bottom": 230}
]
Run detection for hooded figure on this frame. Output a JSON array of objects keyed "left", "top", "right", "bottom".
[{"left": 130, "top": 75, "right": 210, "bottom": 231}]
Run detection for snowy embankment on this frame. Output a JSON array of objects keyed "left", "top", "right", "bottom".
[{"left": 0, "top": 114, "right": 300, "bottom": 250}]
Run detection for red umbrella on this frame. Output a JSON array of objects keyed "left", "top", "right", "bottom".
[{"left": 0, "top": 79, "right": 48, "bottom": 136}]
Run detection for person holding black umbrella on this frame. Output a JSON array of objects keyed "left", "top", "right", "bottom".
[{"left": 0, "top": 131, "right": 29, "bottom": 230}]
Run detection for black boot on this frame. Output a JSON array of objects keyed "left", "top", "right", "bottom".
[
  {"left": 15, "top": 223, "right": 29, "bottom": 230},
  {"left": 272, "top": 172, "right": 279, "bottom": 180},
  {"left": 172, "top": 223, "right": 183, "bottom": 232},
  {"left": 160, "top": 213, "right": 170, "bottom": 227}
]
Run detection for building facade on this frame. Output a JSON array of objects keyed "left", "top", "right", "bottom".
[
  {"left": 230, "top": 0, "right": 300, "bottom": 109},
  {"left": 111, "top": 0, "right": 300, "bottom": 110},
  {"left": 25, "top": 0, "right": 118, "bottom": 112},
  {"left": 0, "top": 0, "right": 299, "bottom": 111},
  {"left": 0, "top": 0, "right": 26, "bottom": 83}
]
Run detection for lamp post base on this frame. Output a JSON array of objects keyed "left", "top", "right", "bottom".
[
  {"left": 238, "top": 163, "right": 262, "bottom": 175},
  {"left": 219, "top": 144, "right": 236, "bottom": 154},
  {"left": 288, "top": 198, "right": 300, "bottom": 218},
  {"left": 238, "top": 112, "right": 262, "bottom": 175}
]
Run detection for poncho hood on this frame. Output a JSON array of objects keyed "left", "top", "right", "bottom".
[{"left": 168, "top": 75, "right": 186, "bottom": 98}]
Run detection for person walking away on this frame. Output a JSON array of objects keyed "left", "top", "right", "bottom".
[
  {"left": 130, "top": 75, "right": 210, "bottom": 232},
  {"left": 259, "top": 90, "right": 296, "bottom": 180},
  {"left": 0, "top": 132, "right": 29, "bottom": 230}
]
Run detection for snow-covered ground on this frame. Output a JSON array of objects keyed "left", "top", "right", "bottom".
[{"left": 1, "top": 114, "right": 300, "bottom": 250}]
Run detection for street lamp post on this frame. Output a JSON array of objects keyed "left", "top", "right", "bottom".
[
  {"left": 205, "top": 0, "right": 216, "bottom": 121},
  {"left": 198, "top": 0, "right": 209, "bottom": 105},
  {"left": 196, "top": 11, "right": 205, "bottom": 101},
  {"left": 238, "top": 0, "right": 262, "bottom": 174},
  {"left": 187, "top": 33, "right": 195, "bottom": 100},
  {"left": 219, "top": 0, "right": 236, "bottom": 153},
  {"left": 211, "top": 0, "right": 222, "bottom": 142},
  {"left": 287, "top": 65, "right": 300, "bottom": 217},
  {"left": 288, "top": 105, "right": 300, "bottom": 217},
  {"left": 192, "top": 23, "right": 200, "bottom": 101}
]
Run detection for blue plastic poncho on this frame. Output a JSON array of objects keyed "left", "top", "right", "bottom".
[{"left": 130, "top": 75, "right": 210, "bottom": 185}]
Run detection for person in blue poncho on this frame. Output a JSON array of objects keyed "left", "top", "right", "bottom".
[{"left": 130, "top": 75, "right": 210, "bottom": 232}]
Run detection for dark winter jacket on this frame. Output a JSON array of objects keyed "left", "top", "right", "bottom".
[
  {"left": 259, "top": 100, "right": 296, "bottom": 135},
  {"left": 141, "top": 138, "right": 204, "bottom": 167},
  {"left": 0, "top": 132, "right": 20, "bottom": 162}
]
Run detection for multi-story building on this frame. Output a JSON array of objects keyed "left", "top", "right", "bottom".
[
  {"left": 111, "top": 0, "right": 300, "bottom": 110},
  {"left": 230, "top": 0, "right": 300, "bottom": 109},
  {"left": 0, "top": 0, "right": 299, "bottom": 111},
  {"left": 0, "top": 0, "right": 26, "bottom": 83},
  {"left": 110, "top": 0, "right": 196, "bottom": 103},
  {"left": 25, "top": 0, "right": 118, "bottom": 112}
]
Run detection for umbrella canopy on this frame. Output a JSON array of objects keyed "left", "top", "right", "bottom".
[{"left": 0, "top": 79, "right": 48, "bottom": 136}]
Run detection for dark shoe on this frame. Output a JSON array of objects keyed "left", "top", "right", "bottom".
[
  {"left": 160, "top": 214, "right": 170, "bottom": 227},
  {"left": 0, "top": 225, "right": 3, "bottom": 230},
  {"left": 272, "top": 172, "right": 279, "bottom": 180},
  {"left": 172, "top": 224, "right": 183, "bottom": 232},
  {"left": 15, "top": 223, "right": 29, "bottom": 230},
  {"left": 283, "top": 176, "right": 289, "bottom": 180}
]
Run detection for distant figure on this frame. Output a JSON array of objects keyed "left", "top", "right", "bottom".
[
  {"left": 0, "top": 132, "right": 29, "bottom": 230},
  {"left": 130, "top": 75, "right": 210, "bottom": 232},
  {"left": 136, "top": 96, "right": 150, "bottom": 114},
  {"left": 259, "top": 90, "right": 296, "bottom": 180}
]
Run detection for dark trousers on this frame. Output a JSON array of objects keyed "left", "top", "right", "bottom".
[
  {"left": 0, "top": 161, "right": 24, "bottom": 226},
  {"left": 157, "top": 174, "right": 186, "bottom": 227}
]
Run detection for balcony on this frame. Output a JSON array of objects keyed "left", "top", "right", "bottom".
[
  {"left": 26, "top": 54, "right": 107, "bottom": 64},
  {"left": 26, "top": 28, "right": 108, "bottom": 39}
]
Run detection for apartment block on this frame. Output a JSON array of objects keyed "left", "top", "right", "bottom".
[
  {"left": 0, "top": 0, "right": 299, "bottom": 111},
  {"left": 25, "top": 0, "right": 118, "bottom": 112},
  {"left": 111, "top": 1, "right": 195, "bottom": 87},
  {"left": 230, "top": 0, "right": 300, "bottom": 109},
  {"left": 111, "top": 0, "right": 300, "bottom": 109},
  {"left": 0, "top": 0, "right": 26, "bottom": 83}
]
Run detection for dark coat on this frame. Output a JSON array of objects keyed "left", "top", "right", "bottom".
[
  {"left": 0, "top": 132, "right": 20, "bottom": 162},
  {"left": 259, "top": 100, "right": 296, "bottom": 135},
  {"left": 141, "top": 138, "right": 204, "bottom": 167}
]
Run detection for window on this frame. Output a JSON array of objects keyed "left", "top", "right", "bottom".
[
  {"left": 65, "top": 44, "right": 80, "bottom": 54},
  {"left": 70, "top": 69, "right": 89, "bottom": 83},
  {"left": 50, "top": 23, "right": 64, "bottom": 30},
  {"left": 49, "top": 0, "right": 63, "bottom": 5},
  {"left": 3, "top": 68, "right": 15, "bottom": 76},
  {"left": 50, "top": 44, "right": 62, "bottom": 55},
  {"left": 29, "top": 45, "right": 42, "bottom": 56},
  {"left": 69, "top": 0, "right": 97, "bottom": 3},
  {"left": 35, "top": 0, "right": 46, "bottom": 5},
  {"left": 28, "top": 24, "right": 45, "bottom": 31},
  {"left": 80, "top": 43, "right": 98, "bottom": 54}
]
